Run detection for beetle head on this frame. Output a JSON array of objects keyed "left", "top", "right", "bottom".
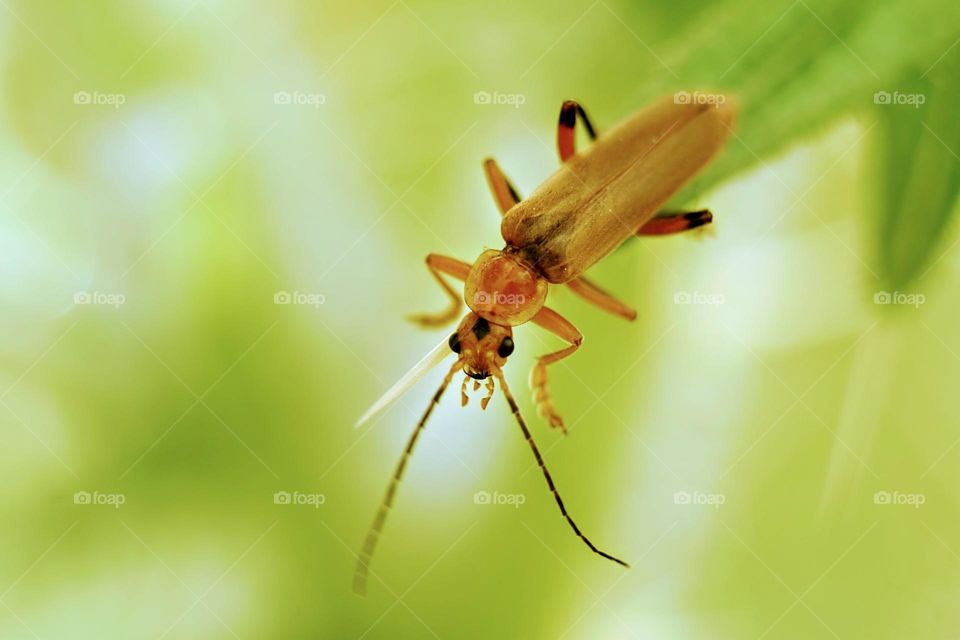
[{"left": 448, "top": 312, "right": 514, "bottom": 380}]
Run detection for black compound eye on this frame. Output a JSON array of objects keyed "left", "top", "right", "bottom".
[
  {"left": 448, "top": 332, "right": 462, "bottom": 354},
  {"left": 497, "top": 337, "right": 514, "bottom": 358}
]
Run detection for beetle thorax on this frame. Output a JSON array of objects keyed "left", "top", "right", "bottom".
[{"left": 463, "top": 249, "right": 548, "bottom": 326}]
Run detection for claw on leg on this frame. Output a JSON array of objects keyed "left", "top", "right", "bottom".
[{"left": 528, "top": 306, "right": 582, "bottom": 434}]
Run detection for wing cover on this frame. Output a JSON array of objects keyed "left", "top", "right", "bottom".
[{"left": 501, "top": 96, "right": 736, "bottom": 283}]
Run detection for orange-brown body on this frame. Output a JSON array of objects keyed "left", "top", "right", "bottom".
[{"left": 355, "top": 95, "right": 736, "bottom": 594}]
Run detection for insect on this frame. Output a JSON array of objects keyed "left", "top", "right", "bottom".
[{"left": 353, "top": 95, "right": 736, "bottom": 593}]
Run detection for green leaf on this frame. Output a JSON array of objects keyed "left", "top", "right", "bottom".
[
  {"left": 872, "top": 47, "right": 960, "bottom": 290},
  {"left": 650, "top": 0, "right": 960, "bottom": 205}
]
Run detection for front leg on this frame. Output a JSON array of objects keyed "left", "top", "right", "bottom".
[
  {"left": 529, "top": 306, "right": 583, "bottom": 434},
  {"left": 407, "top": 254, "right": 472, "bottom": 328}
]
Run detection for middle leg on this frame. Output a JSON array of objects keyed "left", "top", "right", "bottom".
[
  {"left": 557, "top": 100, "right": 598, "bottom": 162},
  {"left": 483, "top": 157, "right": 521, "bottom": 215},
  {"left": 566, "top": 276, "right": 637, "bottom": 321}
]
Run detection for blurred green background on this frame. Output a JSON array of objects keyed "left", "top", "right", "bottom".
[{"left": 2, "top": 0, "right": 959, "bottom": 638}]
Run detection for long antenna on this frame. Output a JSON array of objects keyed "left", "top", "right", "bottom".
[
  {"left": 354, "top": 360, "right": 463, "bottom": 594},
  {"left": 495, "top": 371, "right": 629, "bottom": 568}
]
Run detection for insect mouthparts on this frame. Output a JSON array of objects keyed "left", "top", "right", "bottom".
[{"left": 466, "top": 370, "right": 489, "bottom": 380}]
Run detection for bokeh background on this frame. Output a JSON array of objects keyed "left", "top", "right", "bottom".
[{"left": 2, "top": 0, "right": 959, "bottom": 638}]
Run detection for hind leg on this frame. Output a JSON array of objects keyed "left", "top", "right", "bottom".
[
  {"left": 638, "top": 210, "right": 713, "bottom": 235},
  {"left": 566, "top": 276, "right": 637, "bottom": 321}
]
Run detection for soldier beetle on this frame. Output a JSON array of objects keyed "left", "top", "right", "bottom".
[{"left": 354, "top": 95, "right": 736, "bottom": 593}]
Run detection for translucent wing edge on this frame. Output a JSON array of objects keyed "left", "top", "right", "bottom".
[{"left": 354, "top": 337, "right": 453, "bottom": 429}]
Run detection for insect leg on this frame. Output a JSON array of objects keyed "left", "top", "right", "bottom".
[
  {"left": 354, "top": 361, "right": 462, "bottom": 595},
  {"left": 483, "top": 158, "right": 522, "bottom": 215},
  {"left": 557, "top": 100, "right": 598, "bottom": 162},
  {"left": 495, "top": 371, "right": 628, "bottom": 568},
  {"left": 637, "top": 209, "right": 713, "bottom": 235},
  {"left": 528, "top": 306, "right": 583, "bottom": 433},
  {"left": 407, "top": 254, "right": 472, "bottom": 328},
  {"left": 565, "top": 276, "right": 637, "bottom": 321}
]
